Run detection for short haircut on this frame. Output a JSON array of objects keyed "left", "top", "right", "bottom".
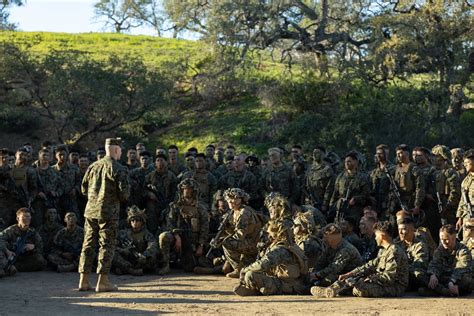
[
  {"left": 226, "top": 145, "right": 236, "bottom": 150},
  {"left": 440, "top": 224, "right": 456, "bottom": 235},
  {"left": 397, "top": 216, "right": 415, "bottom": 226},
  {"left": 413, "top": 146, "right": 430, "bottom": 156},
  {"left": 345, "top": 151, "right": 359, "bottom": 161},
  {"left": 373, "top": 221, "right": 392, "bottom": 235},
  {"left": 396, "top": 144, "right": 410, "bottom": 153},
  {"left": 56, "top": 145, "right": 68, "bottom": 153},
  {"left": 196, "top": 153, "right": 206, "bottom": 159},
  {"left": 206, "top": 144, "right": 215, "bottom": 149},
  {"left": 41, "top": 141, "right": 52, "bottom": 148},
  {"left": 184, "top": 152, "right": 195, "bottom": 158},
  {"left": 139, "top": 150, "right": 151, "bottom": 157},
  {"left": 187, "top": 147, "right": 198, "bottom": 152},
  {"left": 363, "top": 216, "right": 377, "bottom": 225},
  {"left": 127, "top": 148, "right": 137, "bottom": 153},
  {"left": 38, "top": 148, "right": 50, "bottom": 155},
  {"left": 292, "top": 144, "right": 302, "bottom": 150},
  {"left": 314, "top": 145, "right": 326, "bottom": 153},
  {"left": 464, "top": 149, "right": 474, "bottom": 160},
  {"left": 395, "top": 210, "right": 411, "bottom": 219},
  {"left": 168, "top": 145, "right": 178, "bottom": 151},
  {"left": 79, "top": 154, "right": 89, "bottom": 159},
  {"left": 322, "top": 223, "right": 342, "bottom": 235},
  {"left": 155, "top": 153, "right": 167, "bottom": 161},
  {"left": 16, "top": 207, "right": 31, "bottom": 216}
]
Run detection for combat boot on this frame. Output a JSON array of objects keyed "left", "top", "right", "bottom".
[
  {"left": 222, "top": 261, "right": 232, "bottom": 274},
  {"left": 157, "top": 263, "right": 170, "bottom": 275},
  {"left": 233, "top": 284, "right": 261, "bottom": 296},
  {"left": 57, "top": 264, "right": 76, "bottom": 273},
  {"left": 128, "top": 268, "right": 144, "bottom": 276},
  {"left": 226, "top": 268, "right": 241, "bottom": 279},
  {"left": 78, "top": 273, "right": 92, "bottom": 291},
  {"left": 95, "top": 273, "right": 118, "bottom": 292}
]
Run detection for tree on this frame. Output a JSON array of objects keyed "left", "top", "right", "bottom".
[
  {"left": 0, "top": 0, "right": 23, "bottom": 30},
  {"left": 94, "top": 0, "right": 143, "bottom": 33}
]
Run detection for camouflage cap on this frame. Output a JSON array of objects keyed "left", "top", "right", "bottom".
[
  {"left": 224, "top": 188, "right": 250, "bottom": 203},
  {"left": 105, "top": 137, "right": 122, "bottom": 146},
  {"left": 127, "top": 205, "right": 147, "bottom": 223},
  {"left": 432, "top": 145, "right": 451, "bottom": 161},
  {"left": 267, "top": 147, "right": 281, "bottom": 155},
  {"left": 178, "top": 178, "right": 199, "bottom": 190}
]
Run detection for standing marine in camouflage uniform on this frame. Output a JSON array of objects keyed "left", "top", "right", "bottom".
[
  {"left": 462, "top": 219, "right": 474, "bottom": 274},
  {"left": 312, "top": 221, "right": 408, "bottom": 298},
  {"left": 456, "top": 149, "right": 474, "bottom": 231},
  {"left": 78, "top": 138, "right": 130, "bottom": 292},
  {"left": 128, "top": 151, "right": 154, "bottom": 210},
  {"left": 158, "top": 179, "right": 209, "bottom": 274},
  {"left": 218, "top": 154, "right": 258, "bottom": 208},
  {"left": 125, "top": 149, "right": 140, "bottom": 170},
  {"left": 293, "top": 211, "right": 323, "bottom": 268},
  {"left": 304, "top": 146, "right": 334, "bottom": 214},
  {"left": 222, "top": 188, "right": 262, "bottom": 278},
  {"left": 310, "top": 223, "right": 363, "bottom": 286},
  {"left": 12, "top": 147, "right": 39, "bottom": 211},
  {"left": 180, "top": 153, "right": 217, "bottom": 207},
  {"left": 167, "top": 145, "right": 187, "bottom": 177},
  {"left": 370, "top": 144, "right": 395, "bottom": 220},
  {"left": 205, "top": 144, "right": 217, "bottom": 171},
  {"left": 330, "top": 151, "right": 371, "bottom": 223},
  {"left": 0, "top": 148, "right": 22, "bottom": 228},
  {"left": 261, "top": 148, "right": 300, "bottom": 205},
  {"left": 420, "top": 224, "right": 472, "bottom": 296},
  {"left": 113, "top": 206, "right": 158, "bottom": 276},
  {"left": 395, "top": 216, "right": 430, "bottom": 290},
  {"left": 451, "top": 148, "right": 466, "bottom": 181},
  {"left": 1, "top": 207, "right": 47, "bottom": 273},
  {"left": 144, "top": 153, "right": 177, "bottom": 234},
  {"left": 431, "top": 145, "right": 461, "bottom": 225},
  {"left": 234, "top": 219, "right": 308, "bottom": 296},
  {"left": 53, "top": 145, "right": 81, "bottom": 219},
  {"left": 47, "top": 212, "right": 84, "bottom": 272}
]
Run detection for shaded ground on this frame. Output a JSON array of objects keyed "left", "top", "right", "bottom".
[{"left": 1, "top": 271, "right": 473, "bottom": 315}]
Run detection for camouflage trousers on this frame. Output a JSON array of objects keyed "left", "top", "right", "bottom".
[
  {"left": 78, "top": 218, "right": 118, "bottom": 274},
  {"left": 352, "top": 279, "right": 406, "bottom": 297},
  {"left": 222, "top": 237, "right": 258, "bottom": 270},
  {"left": 15, "top": 253, "right": 47, "bottom": 272},
  {"left": 112, "top": 251, "right": 157, "bottom": 272},
  {"left": 244, "top": 271, "right": 305, "bottom": 295},
  {"left": 158, "top": 232, "right": 199, "bottom": 272},
  {"left": 47, "top": 253, "right": 79, "bottom": 269},
  {"left": 0, "top": 250, "right": 7, "bottom": 275},
  {"left": 436, "top": 274, "right": 473, "bottom": 295}
]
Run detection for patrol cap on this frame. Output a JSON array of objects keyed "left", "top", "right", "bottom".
[{"left": 105, "top": 138, "right": 122, "bottom": 146}]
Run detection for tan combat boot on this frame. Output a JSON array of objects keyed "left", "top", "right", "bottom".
[
  {"left": 226, "top": 267, "right": 241, "bottom": 278},
  {"left": 95, "top": 273, "right": 118, "bottom": 292},
  {"left": 78, "top": 273, "right": 92, "bottom": 291}
]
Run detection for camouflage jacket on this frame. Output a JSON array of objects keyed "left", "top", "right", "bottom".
[
  {"left": 300, "top": 205, "right": 327, "bottom": 230},
  {"left": 330, "top": 170, "right": 370, "bottom": 215},
  {"left": 295, "top": 234, "right": 323, "bottom": 269},
  {"left": 38, "top": 222, "right": 63, "bottom": 254},
  {"left": 0, "top": 166, "right": 18, "bottom": 196},
  {"left": 168, "top": 161, "right": 187, "bottom": 177},
  {"left": 462, "top": 238, "right": 473, "bottom": 269},
  {"left": 145, "top": 169, "right": 178, "bottom": 204},
  {"left": 165, "top": 199, "right": 209, "bottom": 246},
  {"left": 395, "top": 235, "right": 430, "bottom": 278},
  {"left": 352, "top": 243, "right": 409, "bottom": 287},
  {"left": 433, "top": 166, "right": 461, "bottom": 213},
  {"left": 360, "top": 235, "right": 378, "bottom": 263},
  {"left": 180, "top": 169, "right": 217, "bottom": 206},
  {"left": 315, "top": 239, "right": 363, "bottom": 278},
  {"left": 37, "top": 166, "right": 63, "bottom": 196},
  {"left": 261, "top": 164, "right": 300, "bottom": 204},
  {"left": 227, "top": 206, "right": 261, "bottom": 245},
  {"left": 369, "top": 164, "right": 395, "bottom": 212},
  {"left": 428, "top": 241, "right": 472, "bottom": 283},
  {"left": 244, "top": 241, "right": 308, "bottom": 280},
  {"left": 11, "top": 164, "right": 38, "bottom": 199},
  {"left": 52, "top": 226, "right": 84, "bottom": 256},
  {"left": 82, "top": 156, "right": 130, "bottom": 220},
  {"left": 53, "top": 163, "right": 81, "bottom": 196},
  {"left": 217, "top": 169, "right": 258, "bottom": 202},
  {"left": 117, "top": 227, "right": 158, "bottom": 257},
  {"left": 0, "top": 224, "right": 43, "bottom": 255},
  {"left": 304, "top": 162, "right": 334, "bottom": 209},
  {"left": 457, "top": 173, "right": 474, "bottom": 219},
  {"left": 393, "top": 163, "right": 425, "bottom": 208}
]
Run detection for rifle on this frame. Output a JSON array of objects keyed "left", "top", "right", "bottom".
[
  {"left": 119, "top": 237, "right": 145, "bottom": 260},
  {"left": 435, "top": 192, "right": 444, "bottom": 215},
  {"left": 206, "top": 210, "right": 233, "bottom": 258},
  {"left": 5, "top": 230, "right": 34, "bottom": 271},
  {"left": 302, "top": 186, "right": 321, "bottom": 210},
  {"left": 335, "top": 187, "right": 351, "bottom": 224},
  {"left": 384, "top": 167, "right": 409, "bottom": 213}
]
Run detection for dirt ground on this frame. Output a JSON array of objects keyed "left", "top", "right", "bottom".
[{"left": 1, "top": 271, "right": 473, "bottom": 315}]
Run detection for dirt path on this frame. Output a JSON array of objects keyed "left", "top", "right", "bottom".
[{"left": 1, "top": 271, "right": 472, "bottom": 315}]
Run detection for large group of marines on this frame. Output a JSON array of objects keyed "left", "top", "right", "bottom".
[{"left": 0, "top": 139, "right": 473, "bottom": 299}]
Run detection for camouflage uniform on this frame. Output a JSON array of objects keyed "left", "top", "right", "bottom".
[
  {"left": 418, "top": 164, "right": 442, "bottom": 241},
  {"left": 457, "top": 172, "right": 474, "bottom": 221},
  {"left": 0, "top": 166, "right": 22, "bottom": 228},
  {"left": 300, "top": 205, "right": 327, "bottom": 232},
  {"left": 395, "top": 235, "right": 430, "bottom": 289},
  {"left": 113, "top": 225, "right": 158, "bottom": 274},
  {"left": 392, "top": 162, "right": 425, "bottom": 212},
  {"left": 350, "top": 243, "right": 409, "bottom": 297},
  {"left": 53, "top": 163, "right": 81, "bottom": 218},
  {"left": 370, "top": 164, "right": 395, "bottom": 219},
  {"left": 34, "top": 165, "right": 63, "bottom": 227},
  {"left": 217, "top": 169, "right": 258, "bottom": 206},
  {"left": 180, "top": 169, "right": 217, "bottom": 207},
  {"left": 330, "top": 171, "right": 371, "bottom": 223},
  {"left": 222, "top": 189, "right": 262, "bottom": 271},
  {"left": 0, "top": 238, "right": 7, "bottom": 276},
  {"left": 144, "top": 169, "right": 178, "bottom": 234},
  {"left": 261, "top": 164, "right": 300, "bottom": 205},
  {"left": 47, "top": 225, "right": 84, "bottom": 272},
  {"left": 0, "top": 224, "right": 47, "bottom": 271},
  {"left": 236, "top": 219, "right": 308, "bottom": 296},
  {"left": 314, "top": 239, "right": 363, "bottom": 285},
  {"left": 37, "top": 218, "right": 63, "bottom": 256},
  {"left": 427, "top": 241, "right": 472, "bottom": 295},
  {"left": 359, "top": 235, "right": 378, "bottom": 263},
  {"left": 78, "top": 155, "right": 130, "bottom": 274},
  {"left": 128, "top": 165, "right": 154, "bottom": 209},
  {"left": 293, "top": 211, "right": 323, "bottom": 268},
  {"left": 168, "top": 161, "right": 187, "bottom": 177},
  {"left": 11, "top": 164, "right": 38, "bottom": 207},
  {"left": 158, "top": 179, "right": 209, "bottom": 272},
  {"left": 304, "top": 162, "right": 334, "bottom": 211}
]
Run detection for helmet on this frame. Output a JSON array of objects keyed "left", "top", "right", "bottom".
[
  {"left": 264, "top": 192, "right": 291, "bottom": 220},
  {"left": 432, "top": 145, "right": 451, "bottom": 161},
  {"left": 224, "top": 188, "right": 250, "bottom": 203},
  {"left": 127, "top": 205, "right": 147, "bottom": 224}
]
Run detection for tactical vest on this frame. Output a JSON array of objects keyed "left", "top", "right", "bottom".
[
  {"left": 395, "top": 164, "right": 415, "bottom": 193},
  {"left": 179, "top": 204, "right": 201, "bottom": 233},
  {"left": 11, "top": 166, "right": 28, "bottom": 189}
]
